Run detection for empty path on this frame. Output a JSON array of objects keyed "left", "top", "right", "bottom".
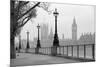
[{"left": 11, "top": 53, "right": 79, "bottom": 66}]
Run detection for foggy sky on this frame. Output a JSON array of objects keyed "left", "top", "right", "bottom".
[{"left": 15, "top": 2, "right": 95, "bottom": 42}]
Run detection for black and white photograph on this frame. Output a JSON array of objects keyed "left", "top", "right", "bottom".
[{"left": 10, "top": 0, "right": 95, "bottom": 67}]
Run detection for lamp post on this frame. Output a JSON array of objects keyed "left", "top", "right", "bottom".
[
  {"left": 26, "top": 31, "right": 30, "bottom": 52},
  {"left": 35, "top": 24, "right": 41, "bottom": 54},
  {"left": 51, "top": 8, "right": 60, "bottom": 56},
  {"left": 37, "top": 24, "right": 41, "bottom": 48},
  {"left": 18, "top": 35, "right": 21, "bottom": 52},
  {"left": 53, "top": 8, "right": 59, "bottom": 47}
]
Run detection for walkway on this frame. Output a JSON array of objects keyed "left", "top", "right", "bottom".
[{"left": 11, "top": 53, "right": 79, "bottom": 66}]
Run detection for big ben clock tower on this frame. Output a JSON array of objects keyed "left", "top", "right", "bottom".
[{"left": 72, "top": 17, "right": 77, "bottom": 41}]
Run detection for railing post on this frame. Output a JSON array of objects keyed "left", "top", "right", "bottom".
[
  {"left": 46, "top": 48, "right": 47, "bottom": 54},
  {"left": 50, "top": 47, "right": 51, "bottom": 55},
  {"left": 59, "top": 47, "right": 61, "bottom": 55},
  {"left": 45, "top": 48, "right": 47, "bottom": 54},
  {"left": 47, "top": 47, "right": 48, "bottom": 55},
  {"left": 26, "top": 49, "right": 29, "bottom": 53},
  {"left": 40, "top": 48, "right": 41, "bottom": 54},
  {"left": 45, "top": 48, "right": 46, "bottom": 54},
  {"left": 67, "top": 46, "right": 68, "bottom": 56},
  {"left": 43, "top": 49, "right": 44, "bottom": 54},
  {"left": 63, "top": 46, "right": 64, "bottom": 55},
  {"left": 49, "top": 47, "right": 51, "bottom": 55},
  {"left": 44, "top": 48, "right": 45, "bottom": 54},
  {"left": 51, "top": 46, "right": 57, "bottom": 56},
  {"left": 35, "top": 48, "right": 39, "bottom": 54},
  {"left": 43, "top": 48, "right": 44, "bottom": 54},
  {"left": 47, "top": 48, "right": 48, "bottom": 54},
  {"left": 18, "top": 49, "right": 20, "bottom": 53},
  {"left": 48, "top": 47, "right": 49, "bottom": 55},
  {"left": 47, "top": 48, "right": 48, "bottom": 55},
  {"left": 56, "top": 47, "right": 58, "bottom": 55},
  {"left": 42, "top": 48, "right": 43, "bottom": 54},
  {"left": 92, "top": 44, "right": 95, "bottom": 60},
  {"left": 84, "top": 45, "right": 86, "bottom": 59},
  {"left": 72, "top": 46, "right": 73, "bottom": 57},
  {"left": 77, "top": 45, "right": 79, "bottom": 58},
  {"left": 61, "top": 47, "right": 62, "bottom": 55}
]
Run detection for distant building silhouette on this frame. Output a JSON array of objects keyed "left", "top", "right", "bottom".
[
  {"left": 62, "top": 34, "right": 64, "bottom": 40},
  {"left": 35, "top": 23, "right": 54, "bottom": 47},
  {"left": 48, "top": 28, "right": 54, "bottom": 41},
  {"left": 15, "top": 17, "right": 95, "bottom": 47},
  {"left": 32, "top": 17, "right": 95, "bottom": 47},
  {"left": 33, "top": 38, "right": 38, "bottom": 47},
  {"left": 72, "top": 17, "right": 77, "bottom": 41},
  {"left": 41, "top": 23, "right": 49, "bottom": 41},
  {"left": 78, "top": 33, "right": 95, "bottom": 44}
]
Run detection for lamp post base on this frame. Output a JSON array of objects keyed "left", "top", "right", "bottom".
[
  {"left": 35, "top": 48, "right": 39, "bottom": 54},
  {"left": 51, "top": 46, "right": 57, "bottom": 56}
]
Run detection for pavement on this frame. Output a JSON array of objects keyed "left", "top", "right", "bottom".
[{"left": 10, "top": 53, "right": 78, "bottom": 67}]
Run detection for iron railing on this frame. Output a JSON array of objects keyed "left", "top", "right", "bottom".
[{"left": 18, "top": 44, "right": 95, "bottom": 61}]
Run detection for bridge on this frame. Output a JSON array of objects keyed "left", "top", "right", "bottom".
[{"left": 11, "top": 44, "right": 95, "bottom": 66}]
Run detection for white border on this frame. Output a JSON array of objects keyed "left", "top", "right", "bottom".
[{"left": 0, "top": 0, "right": 99, "bottom": 67}]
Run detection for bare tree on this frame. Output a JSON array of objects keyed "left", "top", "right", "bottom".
[{"left": 10, "top": 0, "right": 50, "bottom": 59}]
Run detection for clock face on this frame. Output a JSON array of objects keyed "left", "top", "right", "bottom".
[
  {"left": 72, "top": 26, "right": 77, "bottom": 30},
  {"left": 74, "top": 26, "right": 77, "bottom": 30}
]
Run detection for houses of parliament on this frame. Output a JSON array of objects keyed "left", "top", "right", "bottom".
[
  {"left": 15, "top": 17, "right": 95, "bottom": 48},
  {"left": 33, "top": 17, "right": 95, "bottom": 47}
]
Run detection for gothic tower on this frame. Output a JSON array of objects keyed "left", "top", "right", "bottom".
[
  {"left": 49, "top": 28, "right": 53, "bottom": 40},
  {"left": 62, "top": 34, "right": 64, "bottom": 40},
  {"left": 41, "top": 24, "right": 48, "bottom": 40},
  {"left": 72, "top": 17, "right": 77, "bottom": 41}
]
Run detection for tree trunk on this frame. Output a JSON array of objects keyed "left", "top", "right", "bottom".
[
  {"left": 10, "top": 35, "right": 16, "bottom": 59},
  {"left": 10, "top": 1, "right": 16, "bottom": 59},
  {"left": 10, "top": 13, "right": 16, "bottom": 59}
]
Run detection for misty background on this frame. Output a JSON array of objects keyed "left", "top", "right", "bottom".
[{"left": 15, "top": 3, "right": 95, "bottom": 44}]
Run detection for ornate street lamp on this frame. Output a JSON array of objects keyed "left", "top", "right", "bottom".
[
  {"left": 53, "top": 8, "right": 59, "bottom": 47},
  {"left": 26, "top": 31, "right": 30, "bottom": 49},
  {"left": 19, "top": 35, "right": 21, "bottom": 49},
  {"left": 35, "top": 24, "right": 41, "bottom": 54},
  {"left": 51, "top": 8, "right": 60, "bottom": 56},
  {"left": 37, "top": 24, "right": 41, "bottom": 48},
  {"left": 18, "top": 35, "right": 21, "bottom": 53}
]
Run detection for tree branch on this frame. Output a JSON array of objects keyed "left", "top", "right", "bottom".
[
  {"left": 22, "top": 16, "right": 28, "bottom": 24},
  {"left": 17, "top": 2, "right": 40, "bottom": 20},
  {"left": 19, "top": 1, "right": 29, "bottom": 8},
  {"left": 18, "top": 17, "right": 31, "bottom": 28}
]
